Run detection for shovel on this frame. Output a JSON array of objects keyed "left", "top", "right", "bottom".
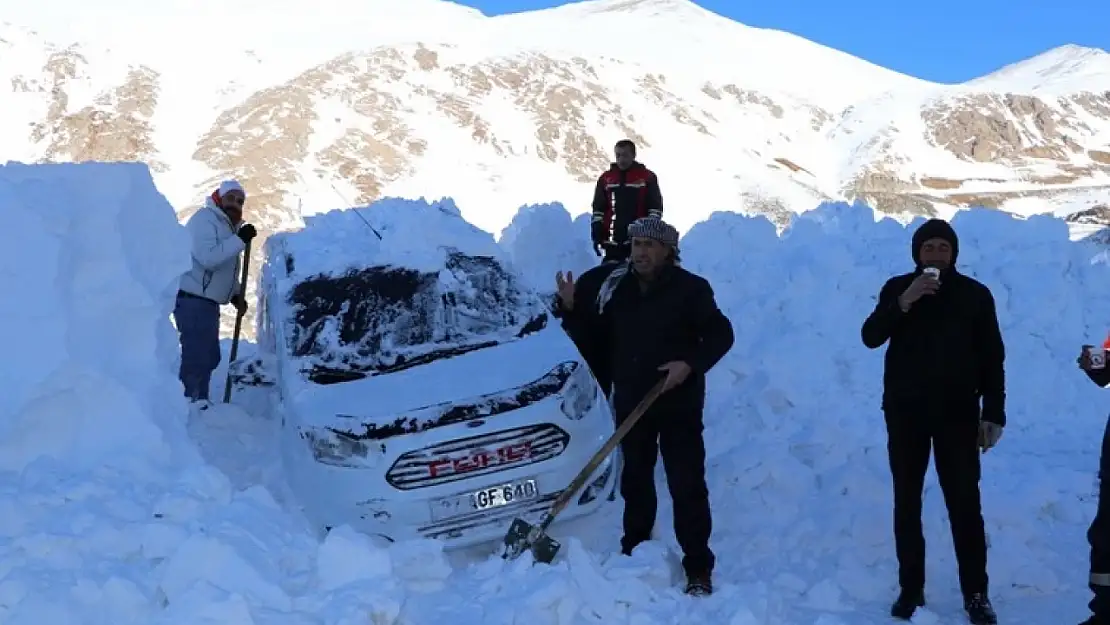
[
  {"left": 501, "top": 376, "right": 667, "bottom": 563},
  {"left": 222, "top": 239, "right": 252, "bottom": 404}
]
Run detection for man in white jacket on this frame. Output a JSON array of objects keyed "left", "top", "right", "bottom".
[{"left": 175, "top": 179, "right": 257, "bottom": 406}]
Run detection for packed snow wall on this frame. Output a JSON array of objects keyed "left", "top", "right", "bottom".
[
  {"left": 0, "top": 163, "right": 410, "bottom": 625},
  {"left": 498, "top": 202, "right": 598, "bottom": 295},
  {"left": 0, "top": 162, "right": 194, "bottom": 470},
  {"left": 502, "top": 199, "right": 1110, "bottom": 607},
  {"left": 2, "top": 173, "right": 1108, "bottom": 624}
]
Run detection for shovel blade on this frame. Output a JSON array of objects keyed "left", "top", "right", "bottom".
[
  {"left": 502, "top": 517, "right": 536, "bottom": 560},
  {"left": 530, "top": 533, "right": 561, "bottom": 564},
  {"left": 501, "top": 517, "right": 562, "bottom": 564}
]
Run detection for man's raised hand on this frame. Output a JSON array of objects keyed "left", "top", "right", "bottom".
[{"left": 555, "top": 270, "right": 576, "bottom": 311}]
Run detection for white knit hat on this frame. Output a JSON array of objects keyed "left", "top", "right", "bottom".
[{"left": 218, "top": 179, "right": 245, "bottom": 198}]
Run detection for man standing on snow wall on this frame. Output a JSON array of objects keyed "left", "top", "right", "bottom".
[
  {"left": 590, "top": 139, "right": 663, "bottom": 264},
  {"left": 175, "top": 180, "right": 257, "bottom": 409},
  {"left": 860, "top": 218, "right": 1005, "bottom": 625},
  {"left": 1075, "top": 344, "right": 1110, "bottom": 625},
  {"left": 552, "top": 216, "right": 734, "bottom": 596}
]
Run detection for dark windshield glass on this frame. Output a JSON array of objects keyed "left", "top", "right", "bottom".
[{"left": 285, "top": 249, "right": 549, "bottom": 384}]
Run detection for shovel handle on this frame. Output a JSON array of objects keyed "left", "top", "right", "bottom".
[
  {"left": 536, "top": 376, "right": 667, "bottom": 533},
  {"left": 222, "top": 239, "right": 252, "bottom": 403}
]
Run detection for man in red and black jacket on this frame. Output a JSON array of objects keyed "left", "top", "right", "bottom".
[{"left": 591, "top": 139, "right": 663, "bottom": 263}]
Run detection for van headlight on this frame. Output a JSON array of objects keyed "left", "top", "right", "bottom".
[
  {"left": 560, "top": 361, "right": 599, "bottom": 420},
  {"left": 302, "top": 427, "right": 370, "bottom": 468}
]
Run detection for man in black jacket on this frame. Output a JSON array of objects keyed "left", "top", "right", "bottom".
[
  {"left": 860, "top": 218, "right": 1005, "bottom": 625},
  {"left": 553, "top": 216, "right": 734, "bottom": 596},
  {"left": 1076, "top": 344, "right": 1110, "bottom": 625}
]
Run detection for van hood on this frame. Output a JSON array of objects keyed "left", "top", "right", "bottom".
[{"left": 287, "top": 325, "right": 584, "bottom": 439}]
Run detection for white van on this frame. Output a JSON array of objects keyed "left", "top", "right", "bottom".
[{"left": 256, "top": 224, "right": 617, "bottom": 548}]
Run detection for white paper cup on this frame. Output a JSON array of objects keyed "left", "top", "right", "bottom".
[
  {"left": 1089, "top": 346, "right": 1106, "bottom": 369},
  {"left": 923, "top": 267, "right": 940, "bottom": 280}
]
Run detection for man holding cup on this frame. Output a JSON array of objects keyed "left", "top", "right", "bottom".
[
  {"left": 1076, "top": 340, "right": 1110, "bottom": 625},
  {"left": 860, "top": 218, "right": 1006, "bottom": 624}
]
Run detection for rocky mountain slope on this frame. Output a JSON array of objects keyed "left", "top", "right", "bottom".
[{"left": 2, "top": 0, "right": 1109, "bottom": 335}]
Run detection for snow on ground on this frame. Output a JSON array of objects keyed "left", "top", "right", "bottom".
[{"left": 4, "top": 164, "right": 1110, "bottom": 624}]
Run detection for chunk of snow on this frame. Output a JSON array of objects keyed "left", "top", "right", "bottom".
[{"left": 316, "top": 525, "right": 392, "bottom": 591}]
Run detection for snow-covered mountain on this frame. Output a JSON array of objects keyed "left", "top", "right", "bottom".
[{"left": 3, "top": 0, "right": 1110, "bottom": 241}]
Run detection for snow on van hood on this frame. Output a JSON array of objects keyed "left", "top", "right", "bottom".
[
  {"left": 267, "top": 195, "right": 582, "bottom": 439},
  {"left": 286, "top": 324, "right": 584, "bottom": 436},
  {"left": 271, "top": 196, "right": 508, "bottom": 279}
]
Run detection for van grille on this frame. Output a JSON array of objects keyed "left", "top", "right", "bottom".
[{"left": 385, "top": 423, "right": 570, "bottom": 490}]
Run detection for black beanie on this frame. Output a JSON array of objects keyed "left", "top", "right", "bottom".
[{"left": 911, "top": 218, "right": 959, "bottom": 267}]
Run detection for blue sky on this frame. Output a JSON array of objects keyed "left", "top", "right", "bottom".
[{"left": 456, "top": 0, "right": 1109, "bottom": 83}]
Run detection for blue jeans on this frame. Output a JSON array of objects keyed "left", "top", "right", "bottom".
[{"left": 173, "top": 291, "right": 221, "bottom": 401}]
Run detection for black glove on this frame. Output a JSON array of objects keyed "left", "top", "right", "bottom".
[
  {"left": 237, "top": 223, "right": 257, "bottom": 244},
  {"left": 590, "top": 220, "right": 607, "bottom": 244},
  {"left": 230, "top": 293, "right": 248, "bottom": 314},
  {"left": 590, "top": 221, "right": 608, "bottom": 255}
]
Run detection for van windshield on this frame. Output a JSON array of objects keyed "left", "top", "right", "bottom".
[{"left": 284, "top": 249, "right": 549, "bottom": 385}]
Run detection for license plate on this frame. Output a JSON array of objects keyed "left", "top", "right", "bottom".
[
  {"left": 473, "top": 479, "right": 538, "bottom": 511},
  {"left": 430, "top": 479, "right": 539, "bottom": 521}
]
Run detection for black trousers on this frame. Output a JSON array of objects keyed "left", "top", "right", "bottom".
[
  {"left": 616, "top": 386, "right": 714, "bottom": 576},
  {"left": 885, "top": 410, "right": 988, "bottom": 598},
  {"left": 1089, "top": 417, "right": 1110, "bottom": 617}
]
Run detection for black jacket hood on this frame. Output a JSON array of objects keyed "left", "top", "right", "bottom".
[{"left": 911, "top": 218, "right": 959, "bottom": 268}]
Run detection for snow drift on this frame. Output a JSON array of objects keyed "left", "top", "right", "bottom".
[
  {"left": 0, "top": 163, "right": 435, "bottom": 625},
  {"left": 2, "top": 163, "right": 1108, "bottom": 624},
  {"left": 499, "top": 199, "right": 1110, "bottom": 622},
  {"left": 498, "top": 202, "right": 598, "bottom": 295},
  {"left": 0, "top": 162, "right": 193, "bottom": 472}
]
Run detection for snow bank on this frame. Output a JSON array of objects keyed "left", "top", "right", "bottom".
[
  {"left": 6, "top": 171, "right": 1103, "bottom": 625},
  {"left": 499, "top": 202, "right": 598, "bottom": 295},
  {"left": 0, "top": 162, "right": 193, "bottom": 471},
  {"left": 0, "top": 163, "right": 417, "bottom": 625},
  {"left": 683, "top": 202, "right": 1110, "bottom": 611},
  {"left": 496, "top": 199, "right": 1107, "bottom": 622}
]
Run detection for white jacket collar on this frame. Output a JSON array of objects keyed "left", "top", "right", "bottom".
[{"left": 204, "top": 196, "right": 234, "bottom": 229}]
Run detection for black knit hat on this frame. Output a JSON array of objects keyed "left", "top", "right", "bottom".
[{"left": 911, "top": 218, "right": 959, "bottom": 267}]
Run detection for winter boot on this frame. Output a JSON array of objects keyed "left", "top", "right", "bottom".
[
  {"left": 684, "top": 571, "right": 712, "bottom": 596},
  {"left": 964, "top": 592, "right": 997, "bottom": 625},
  {"left": 890, "top": 588, "right": 925, "bottom": 620}
]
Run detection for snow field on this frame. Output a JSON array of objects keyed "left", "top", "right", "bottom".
[{"left": 1, "top": 158, "right": 1108, "bottom": 624}]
